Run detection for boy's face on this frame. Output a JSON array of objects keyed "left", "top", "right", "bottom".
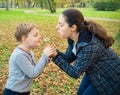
[{"left": 25, "top": 27, "right": 41, "bottom": 48}]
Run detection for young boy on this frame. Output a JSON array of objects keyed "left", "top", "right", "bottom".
[{"left": 3, "top": 23, "right": 55, "bottom": 95}]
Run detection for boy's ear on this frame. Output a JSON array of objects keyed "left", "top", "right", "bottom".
[
  {"left": 71, "top": 24, "right": 77, "bottom": 31},
  {"left": 21, "top": 36, "right": 27, "bottom": 43}
]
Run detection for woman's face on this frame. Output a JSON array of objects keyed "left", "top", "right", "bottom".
[{"left": 56, "top": 14, "right": 72, "bottom": 39}]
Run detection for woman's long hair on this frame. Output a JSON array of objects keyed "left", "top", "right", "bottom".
[{"left": 62, "top": 9, "right": 114, "bottom": 48}]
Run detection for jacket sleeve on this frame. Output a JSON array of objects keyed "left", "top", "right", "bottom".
[
  {"left": 57, "top": 39, "right": 76, "bottom": 63},
  {"left": 52, "top": 44, "right": 99, "bottom": 79},
  {"left": 61, "top": 45, "right": 76, "bottom": 63}
]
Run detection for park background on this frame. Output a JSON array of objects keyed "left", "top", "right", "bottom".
[{"left": 0, "top": 0, "right": 120, "bottom": 95}]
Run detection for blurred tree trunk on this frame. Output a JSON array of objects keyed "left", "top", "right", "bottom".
[
  {"left": 47, "top": 0, "right": 56, "bottom": 13},
  {"left": 27, "top": 0, "right": 31, "bottom": 8},
  {"left": 88, "top": 0, "right": 92, "bottom": 8},
  {"left": 11, "top": 0, "right": 15, "bottom": 8},
  {"left": 39, "top": 0, "right": 44, "bottom": 9},
  {"left": 6, "top": 0, "right": 9, "bottom": 10}
]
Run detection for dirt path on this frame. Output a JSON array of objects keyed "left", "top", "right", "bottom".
[
  {"left": 23, "top": 10, "right": 120, "bottom": 22},
  {"left": 37, "top": 14, "right": 120, "bottom": 22},
  {"left": 85, "top": 17, "right": 120, "bottom": 22}
]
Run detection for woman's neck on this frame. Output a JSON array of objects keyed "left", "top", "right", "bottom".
[
  {"left": 71, "top": 32, "right": 80, "bottom": 43},
  {"left": 18, "top": 44, "right": 31, "bottom": 54}
]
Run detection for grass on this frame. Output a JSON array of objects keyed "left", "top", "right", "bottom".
[
  {"left": 78, "top": 8, "right": 120, "bottom": 19},
  {"left": 0, "top": 8, "right": 120, "bottom": 95},
  {"left": 0, "top": 8, "right": 120, "bottom": 19}
]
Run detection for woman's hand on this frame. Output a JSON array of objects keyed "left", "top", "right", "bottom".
[{"left": 43, "top": 45, "right": 57, "bottom": 58}]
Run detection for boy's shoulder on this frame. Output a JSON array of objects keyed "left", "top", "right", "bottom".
[
  {"left": 11, "top": 47, "right": 34, "bottom": 59},
  {"left": 10, "top": 47, "right": 26, "bottom": 59}
]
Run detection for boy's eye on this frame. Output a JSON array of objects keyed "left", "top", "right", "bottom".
[{"left": 33, "top": 34, "right": 38, "bottom": 37}]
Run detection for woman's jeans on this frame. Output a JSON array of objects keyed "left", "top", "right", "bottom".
[
  {"left": 77, "top": 74, "right": 98, "bottom": 95},
  {"left": 3, "top": 88, "right": 30, "bottom": 95}
]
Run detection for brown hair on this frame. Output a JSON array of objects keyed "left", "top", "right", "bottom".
[
  {"left": 15, "top": 23, "right": 38, "bottom": 42},
  {"left": 62, "top": 9, "right": 114, "bottom": 48}
]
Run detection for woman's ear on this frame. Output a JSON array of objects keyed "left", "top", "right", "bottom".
[{"left": 71, "top": 24, "right": 77, "bottom": 32}]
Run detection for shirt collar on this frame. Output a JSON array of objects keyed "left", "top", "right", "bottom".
[{"left": 77, "top": 28, "right": 92, "bottom": 43}]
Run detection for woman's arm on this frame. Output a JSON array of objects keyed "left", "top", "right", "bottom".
[
  {"left": 52, "top": 44, "right": 99, "bottom": 79},
  {"left": 57, "top": 45, "right": 76, "bottom": 63}
]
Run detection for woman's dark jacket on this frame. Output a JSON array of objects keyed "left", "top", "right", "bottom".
[{"left": 52, "top": 28, "right": 120, "bottom": 95}]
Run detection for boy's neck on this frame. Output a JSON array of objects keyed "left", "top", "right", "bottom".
[{"left": 18, "top": 44, "right": 31, "bottom": 54}]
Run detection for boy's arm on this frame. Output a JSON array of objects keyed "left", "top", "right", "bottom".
[{"left": 16, "top": 53, "right": 49, "bottom": 78}]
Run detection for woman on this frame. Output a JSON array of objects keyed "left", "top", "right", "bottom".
[{"left": 49, "top": 9, "right": 120, "bottom": 95}]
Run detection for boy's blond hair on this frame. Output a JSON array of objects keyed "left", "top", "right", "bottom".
[{"left": 15, "top": 23, "right": 38, "bottom": 41}]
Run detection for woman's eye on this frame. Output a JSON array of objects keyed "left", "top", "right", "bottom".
[{"left": 60, "top": 24, "right": 63, "bottom": 27}]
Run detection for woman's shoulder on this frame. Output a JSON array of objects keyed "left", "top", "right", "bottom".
[{"left": 91, "top": 34, "right": 107, "bottom": 48}]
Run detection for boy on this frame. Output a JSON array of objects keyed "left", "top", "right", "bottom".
[{"left": 4, "top": 23, "right": 55, "bottom": 95}]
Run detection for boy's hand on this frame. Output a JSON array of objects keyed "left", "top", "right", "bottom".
[{"left": 43, "top": 45, "right": 57, "bottom": 58}]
